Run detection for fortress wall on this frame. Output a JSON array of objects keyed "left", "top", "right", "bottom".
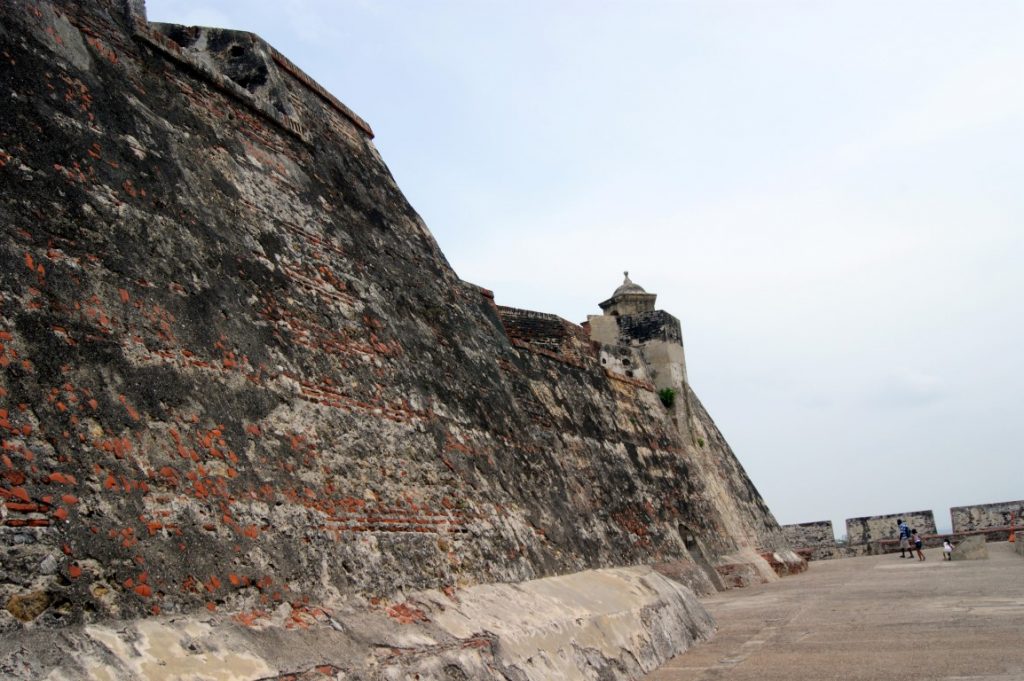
[
  {"left": 790, "top": 501, "right": 1024, "bottom": 560},
  {"left": 2, "top": 565, "right": 717, "bottom": 680},
  {"left": 683, "top": 386, "right": 788, "bottom": 558},
  {"left": 950, "top": 500, "right": 1024, "bottom": 534},
  {"left": 615, "top": 311, "right": 688, "bottom": 389},
  {"left": 782, "top": 520, "right": 835, "bottom": 546},
  {"left": 490, "top": 318, "right": 788, "bottom": 571},
  {"left": 496, "top": 305, "right": 611, "bottom": 369},
  {"left": 598, "top": 344, "right": 653, "bottom": 384},
  {"left": 616, "top": 310, "right": 683, "bottom": 344},
  {"left": 0, "top": 0, "right": 789, "bottom": 640},
  {"left": 497, "top": 306, "right": 576, "bottom": 353},
  {"left": 145, "top": 23, "right": 373, "bottom": 147},
  {"left": 781, "top": 520, "right": 839, "bottom": 560},
  {"left": 846, "top": 511, "right": 937, "bottom": 546}
]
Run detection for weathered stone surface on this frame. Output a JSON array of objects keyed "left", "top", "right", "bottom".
[
  {"left": 0, "top": 566, "right": 714, "bottom": 680},
  {"left": 781, "top": 520, "right": 839, "bottom": 561},
  {"left": 5, "top": 589, "right": 52, "bottom": 621},
  {"left": 758, "top": 549, "right": 808, "bottom": 577},
  {"left": 845, "top": 510, "right": 937, "bottom": 548},
  {"left": 653, "top": 559, "right": 723, "bottom": 596},
  {"left": 424, "top": 566, "right": 715, "bottom": 680},
  {"left": 0, "top": 0, "right": 797, "bottom": 675},
  {"left": 950, "top": 499, "right": 1024, "bottom": 534},
  {"left": 790, "top": 504, "right": 1024, "bottom": 561},
  {"left": 951, "top": 534, "right": 989, "bottom": 561},
  {"left": 1015, "top": 533, "right": 1023, "bottom": 556}
]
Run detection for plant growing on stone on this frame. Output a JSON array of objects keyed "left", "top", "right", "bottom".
[{"left": 658, "top": 387, "right": 676, "bottom": 408}]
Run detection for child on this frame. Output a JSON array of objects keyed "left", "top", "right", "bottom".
[
  {"left": 943, "top": 539, "right": 954, "bottom": 560},
  {"left": 911, "top": 529, "right": 925, "bottom": 561}
]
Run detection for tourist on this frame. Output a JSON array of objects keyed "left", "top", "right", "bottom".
[
  {"left": 943, "top": 539, "right": 954, "bottom": 560},
  {"left": 897, "top": 518, "right": 912, "bottom": 558},
  {"left": 911, "top": 529, "right": 925, "bottom": 561}
]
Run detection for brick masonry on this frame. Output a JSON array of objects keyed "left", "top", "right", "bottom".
[{"left": 0, "top": 0, "right": 793, "bottom": 645}]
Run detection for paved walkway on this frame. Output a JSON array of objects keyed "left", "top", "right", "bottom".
[{"left": 645, "top": 542, "right": 1024, "bottom": 681}]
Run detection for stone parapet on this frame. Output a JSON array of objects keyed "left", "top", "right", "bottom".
[
  {"left": 615, "top": 310, "right": 683, "bottom": 345},
  {"left": 792, "top": 505, "right": 1024, "bottom": 559},
  {"left": 846, "top": 510, "right": 936, "bottom": 546},
  {"left": 497, "top": 307, "right": 590, "bottom": 356},
  {"left": 781, "top": 520, "right": 838, "bottom": 561},
  {"left": 950, "top": 499, "right": 1024, "bottom": 534}
]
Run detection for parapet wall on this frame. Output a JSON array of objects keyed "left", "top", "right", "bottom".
[
  {"left": 616, "top": 310, "right": 683, "bottom": 345},
  {"left": 951, "top": 500, "right": 1024, "bottom": 534},
  {"left": 791, "top": 502, "right": 1024, "bottom": 561},
  {"left": 846, "top": 511, "right": 936, "bottom": 547},
  {"left": 782, "top": 521, "right": 838, "bottom": 560},
  {"left": 496, "top": 306, "right": 595, "bottom": 364},
  {"left": 149, "top": 22, "right": 374, "bottom": 140}
]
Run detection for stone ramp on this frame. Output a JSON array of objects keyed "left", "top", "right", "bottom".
[
  {"left": 0, "top": 565, "right": 715, "bottom": 680},
  {"left": 645, "top": 541, "right": 1024, "bottom": 681}
]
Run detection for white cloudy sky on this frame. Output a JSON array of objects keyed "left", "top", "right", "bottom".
[{"left": 147, "top": 1, "right": 1023, "bottom": 537}]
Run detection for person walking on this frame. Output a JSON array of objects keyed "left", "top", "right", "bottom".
[
  {"left": 943, "top": 539, "right": 954, "bottom": 560},
  {"left": 911, "top": 529, "right": 925, "bottom": 561},
  {"left": 897, "top": 518, "right": 912, "bottom": 558}
]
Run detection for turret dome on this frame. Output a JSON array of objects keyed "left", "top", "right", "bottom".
[
  {"left": 612, "top": 272, "right": 646, "bottom": 297},
  {"left": 598, "top": 271, "right": 657, "bottom": 316}
]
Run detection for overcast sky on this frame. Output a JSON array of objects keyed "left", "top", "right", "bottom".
[{"left": 147, "top": 1, "right": 1023, "bottom": 537}]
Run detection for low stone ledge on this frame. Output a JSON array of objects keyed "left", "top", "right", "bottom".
[
  {"left": 759, "top": 548, "right": 808, "bottom": 576},
  {"left": 713, "top": 548, "right": 784, "bottom": 588},
  {"left": 951, "top": 534, "right": 989, "bottom": 561},
  {"left": 0, "top": 566, "right": 715, "bottom": 680},
  {"left": 424, "top": 565, "right": 715, "bottom": 680},
  {"left": 654, "top": 558, "right": 721, "bottom": 596}
]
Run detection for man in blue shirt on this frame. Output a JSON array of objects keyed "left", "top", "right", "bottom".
[{"left": 897, "top": 518, "right": 911, "bottom": 558}]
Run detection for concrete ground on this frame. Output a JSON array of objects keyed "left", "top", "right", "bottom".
[{"left": 645, "top": 542, "right": 1024, "bottom": 681}]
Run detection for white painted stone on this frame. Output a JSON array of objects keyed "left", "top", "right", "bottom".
[{"left": 422, "top": 565, "right": 715, "bottom": 680}]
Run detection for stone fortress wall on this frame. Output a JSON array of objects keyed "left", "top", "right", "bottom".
[
  {"left": 951, "top": 500, "right": 1024, "bottom": 535},
  {"left": 781, "top": 520, "right": 838, "bottom": 561},
  {"left": 0, "top": 1, "right": 804, "bottom": 676},
  {"left": 846, "top": 510, "right": 937, "bottom": 546},
  {"left": 784, "top": 500, "right": 1024, "bottom": 560}
]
